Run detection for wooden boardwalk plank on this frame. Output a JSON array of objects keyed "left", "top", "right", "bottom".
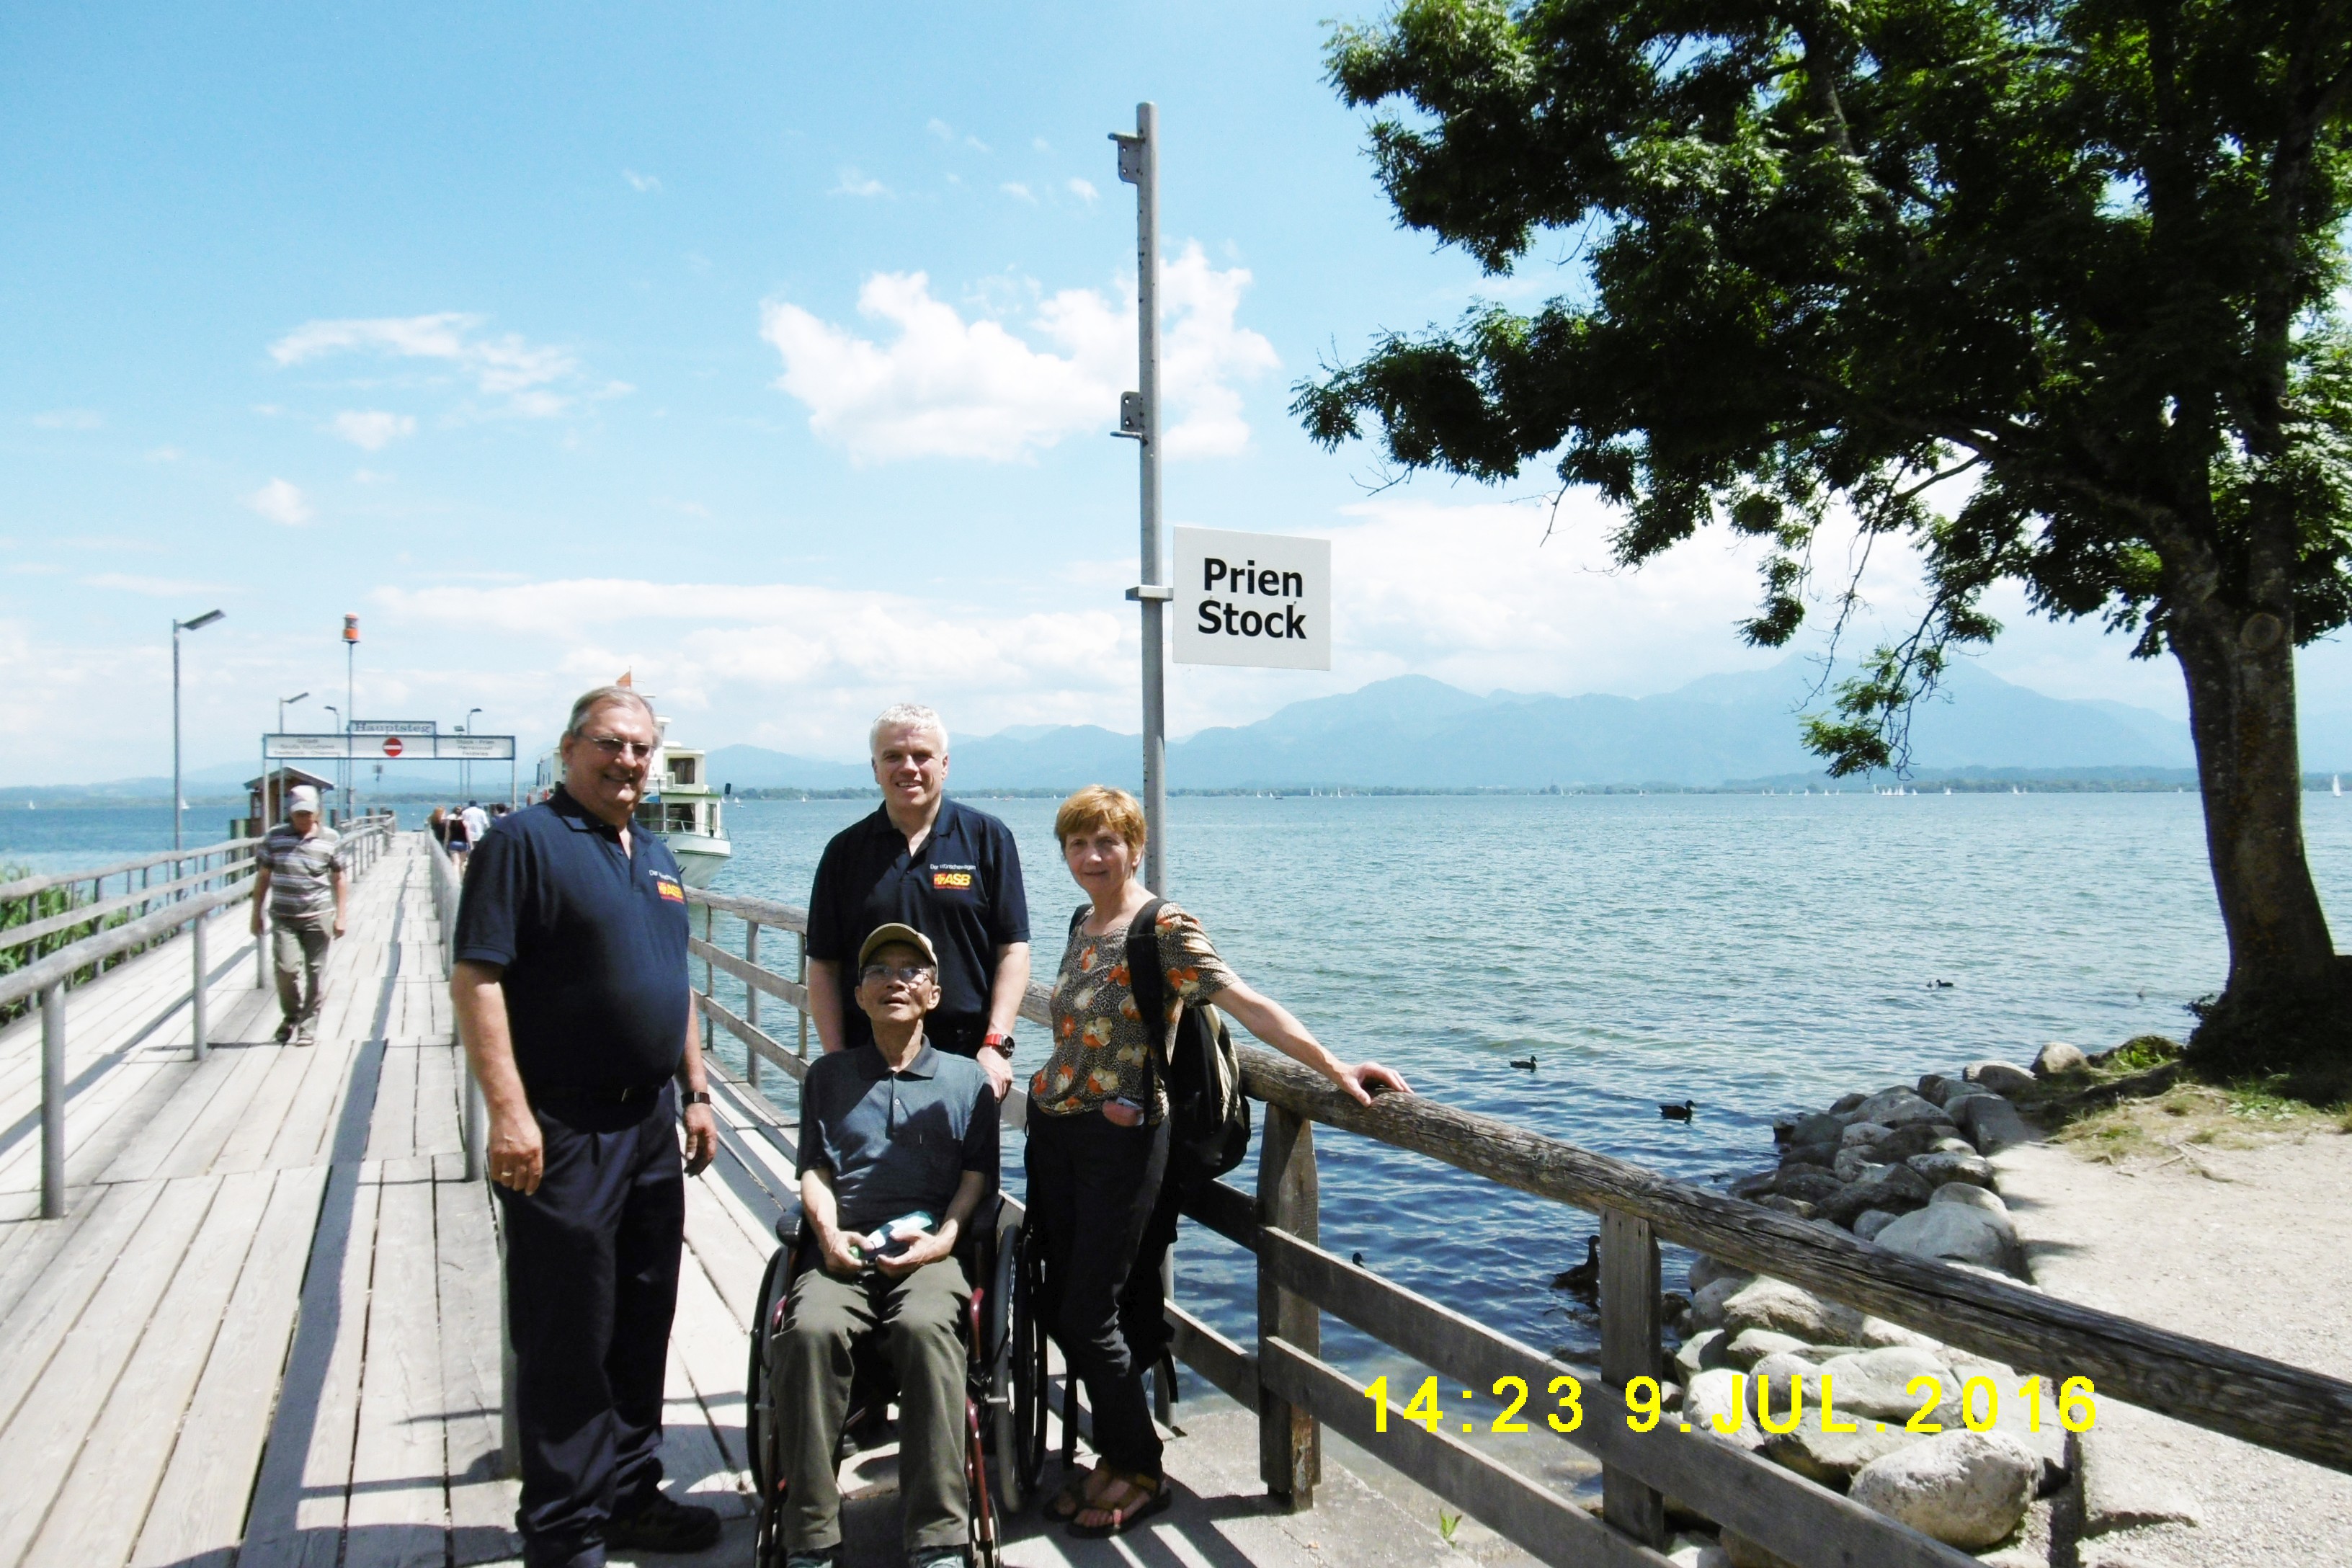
[
  {"left": 364, "top": 1045, "right": 419, "bottom": 1164},
  {"left": 133, "top": 1164, "right": 331, "bottom": 1568},
  {"left": 27, "top": 1168, "right": 278, "bottom": 1568},
  {"left": 342, "top": 1157, "right": 450, "bottom": 1568},
  {"left": 435, "top": 1167, "right": 517, "bottom": 1567},
  {"left": 0, "top": 1175, "right": 222, "bottom": 1566},
  {"left": 0, "top": 1180, "right": 170, "bottom": 1430}
]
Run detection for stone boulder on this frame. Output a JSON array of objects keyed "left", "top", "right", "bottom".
[
  {"left": 1665, "top": 1536, "right": 1729, "bottom": 1568},
  {"left": 1915, "top": 1072, "right": 1968, "bottom": 1106},
  {"left": 2033, "top": 1041, "right": 2090, "bottom": 1077},
  {"left": 1777, "top": 1169, "right": 1846, "bottom": 1204},
  {"left": 1759, "top": 1404, "right": 1920, "bottom": 1485},
  {"left": 1874, "top": 1203, "right": 2025, "bottom": 1277},
  {"left": 1755, "top": 1195, "right": 1816, "bottom": 1219},
  {"left": 1847, "top": 1430, "right": 2037, "bottom": 1549},
  {"left": 1876, "top": 1121, "right": 1963, "bottom": 1163},
  {"left": 1687, "top": 1255, "right": 1750, "bottom": 1296},
  {"left": 1724, "top": 1327, "right": 1808, "bottom": 1368},
  {"left": 1852, "top": 1208, "right": 1902, "bottom": 1242},
  {"left": 1721, "top": 1279, "right": 1866, "bottom": 1345},
  {"left": 1963, "top": 1060, "right": 2036, "bottom": 1096},
  {"left": 1791, "top": 1111, "right": 1843, "bottom": 1146},
  {"left": 1907, "top": 1149, "right": 1997, "bottom": 1190},
  {"left": 1687, "top": 1275, "right": 1750, "bottom": 1332},
  {"left": 1731, "top": 1170, "right": 1779, "bottom": 1200},
  {"left": 1815, "top": 1346, "right": 1961, "bottom": 1425},
  {"left": 1832, "top": 1147, "right": 1887, "bottom": 1183},
  {"left": 1828, "top": 1090, "right": 1868, "bottom": 1115},
  {"left": 1931, "top": 1181, "right": 2007, "bottom": 1214},
  {"left": 1674, "top": 1327, "right": 1729, "bottom": 1381},
  {"left": 1779, "top": 1140, "right": 1840, "bottom": 1171},
  {"left": 1840, "top": 1119, "right": 1897, "bottom": 1149},
  {"left": 1856, "top": 1316, "right": 1942, "bottom": 1351},
  {"left": 1817, "top": 1165, "right": 1933, "bottom": 1226},
  {"left": 1683, "top": 1368, "right": 1767, "bottom": 1452},
  {"left": 1853, "top": 1087, "right": 1951, "bottom": 1127},
  {"left": 1959, "top": 1095, "right": 2036, "bottom": 1155}
]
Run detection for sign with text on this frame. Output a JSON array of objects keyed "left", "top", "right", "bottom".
[
  {"left": 349, "top": 719, "right": 436, "bottom": 736},
  {"left": 264, "top": 733, "right": 515, "bottom": 760},
  {"left": 1173, "top": 527, "right": 1331, "bottom": 670}
]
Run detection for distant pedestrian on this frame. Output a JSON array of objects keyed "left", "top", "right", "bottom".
[
  {"left": 1028, "top": 784, "right": 1408, "bottom": 1535},
  {"left": 451, "top": 684, "right": 722, "bottom": 1567},
  {"left": 462, "top": 798, "right": 492, "bottom": 847},
  {"left": 250, "top": 785, "right": 349, "bottom": 1046},
  {"left": 806, "top": 703, "right": 1030, "bottom": 1098},
  {"left": 445, "top": 801, "right": 472, "bottom": 868},
  {"left": 427, "top": 806, "right": 450, "bottom": 846}
]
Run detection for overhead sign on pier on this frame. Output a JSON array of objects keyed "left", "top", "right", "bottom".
[
  {"left": 264, "top": 733, "right": 514, "bottom": 760},
  {"left": 1173, "top": 526, "right": 1331, "bottom": 670}
]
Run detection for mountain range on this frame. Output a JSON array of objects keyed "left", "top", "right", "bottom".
[{"left": 702, "top": 658, "right": 2250, "bottom": 793}]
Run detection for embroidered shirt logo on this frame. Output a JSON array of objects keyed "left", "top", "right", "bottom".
[
  {"left": 932, "top": 870, "right": 973, "bottom": 889},
  {"left": 654, "top": 876, "right": 686, "bottom": 903}
]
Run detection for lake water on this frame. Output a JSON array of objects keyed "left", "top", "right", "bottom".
[{"left": 14, "top": 792, "right": 2350, "bottom": 1371}]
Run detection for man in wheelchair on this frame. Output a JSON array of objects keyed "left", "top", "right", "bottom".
[{"left": 775, "top": 923, "right": 999, "bottom": 1568}]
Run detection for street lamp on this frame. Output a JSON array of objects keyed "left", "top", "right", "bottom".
[
  {"left": 172, "top": 610, "right": 226, "bottom": 852},
  {"left": 276, "top": 691, "right": 309, "bottom": 829},
  {"left": 322, "top": 705, "right": 339, "bottom": 821},
  {"left": 463, "top": 706, "right": 482, "bottom": 798}
]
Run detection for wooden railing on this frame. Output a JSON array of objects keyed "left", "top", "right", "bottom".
[
  {"left": 0, "top": 815, "right": 396, "bottom": 1218},
  {"left": 681, "top": 886, "right": 2352, "bottom": 1567}
]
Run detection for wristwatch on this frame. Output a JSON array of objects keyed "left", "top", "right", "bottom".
[
  {"left": 680, "top": 1090, "right": 712, "bottom": 1106},
  {"left": 982, "top": 1031, "right": 1015, "bottom": 1059}
]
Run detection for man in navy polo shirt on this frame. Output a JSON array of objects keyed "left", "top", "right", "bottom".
[
  {"left": 451, "top": 683, "right": 723, "bottom": 1568},
  {"left": 806, "top": 704, "right": 1030, "bottom": 1098}
]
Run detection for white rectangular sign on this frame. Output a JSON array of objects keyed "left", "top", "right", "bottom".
[
  {"left": 1173, "top": 527, "right": 1331, "bottom": 670},
  {"left": 436, "top": 735, "right": 514, "bottom": 760},
  {"left": 264, "top": 733, "right": 514, "bottom": 760},
  {"left": 263, "top": 735, "right": 350, "bottom": 759}
]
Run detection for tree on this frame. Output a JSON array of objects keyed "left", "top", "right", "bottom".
[{"left": 1298, "top": 0, "right": 2352, "bottom": 1075}]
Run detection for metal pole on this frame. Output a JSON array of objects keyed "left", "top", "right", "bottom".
[
  {"left": 744, "top": 920, "right": 761, "bottom": 1091},
  {"left": 345, "top": 641, "right": 355, "bottom": 819},
  {"left": 1115, "top": 102, "right": 1170, "bottom": 894},
  {"left": 191, "top": 905, "right": 210, "bottom": 1061},
  {"left": 172, "top": 622, "right": 184, "bottom": 853},
  {"left": 40, "top": 982, "right": 65, "bottom": 1218}
]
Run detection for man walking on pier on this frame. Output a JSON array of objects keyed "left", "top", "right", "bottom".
[
  {"left": 450, "top": 683, "right": 723, "bottom": 1568},
  {"left": 806, "top": 703, "right": 1030, "bottom": 1099},
  {"left": 249, "top": 784, "right": 347, "bottom": 1046}
]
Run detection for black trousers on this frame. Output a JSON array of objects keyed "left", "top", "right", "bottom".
[
  {"left": 498, "top": 1085, "right": 685, "bottom": 1568},
  {"left": 1023, "top": 1109, "right": 1170, "bottom": 1476}
]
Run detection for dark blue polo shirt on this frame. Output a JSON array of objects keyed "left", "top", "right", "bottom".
[
  {"left": 807, "top": 798, "right": 1029, "bottom": 1055},
  {"left": 453, "top": 785, "right": 692, "bottom": 1092},
  {"left": 796, "top": 1039, "right": 997, "bottom": 1236}
]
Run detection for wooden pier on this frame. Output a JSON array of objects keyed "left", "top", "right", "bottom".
[{"left": 4, "top": 831, "right": 2351, "bottom": 1568}]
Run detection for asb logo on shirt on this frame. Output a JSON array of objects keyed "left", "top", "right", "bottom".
[
  {"left": 932, "top": 870, "right": 974, "bottom": 889},
  {"left": 654, "top": 876, "right": 686, "bottom": 903}
]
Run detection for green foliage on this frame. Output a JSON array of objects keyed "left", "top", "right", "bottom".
[{"left": 1301, "top": 0, "right": 2352, "bottom": 772}]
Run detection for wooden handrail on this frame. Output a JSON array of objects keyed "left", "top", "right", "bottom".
[
  {"left": 0, "top": 835, "right": 259, "bottom": 904},
  {"left": 1, "top": 859, "right": 257, "bottom": 955}
]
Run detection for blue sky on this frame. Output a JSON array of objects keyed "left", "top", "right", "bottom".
[{"left": 9, "top": 1, "right": 2345, "bottom": 785}]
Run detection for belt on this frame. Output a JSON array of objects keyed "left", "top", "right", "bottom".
[{"left": 533, "top": 1080, "right": 672, "bottom": 1105}]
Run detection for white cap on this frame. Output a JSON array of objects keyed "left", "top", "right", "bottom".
[{"left": 288, "top": 785, "right": 321, "bottom": 815}]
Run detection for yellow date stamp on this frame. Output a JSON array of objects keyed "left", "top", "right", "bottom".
[{"left": 1363, "top": 1373, "right": 2098, "bottom": 1435}]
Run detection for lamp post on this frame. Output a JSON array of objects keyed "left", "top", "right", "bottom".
[
  {"left": 1112, "top": 103, "right": 1168, "bottom": 894},
  {"left": 342, "top": 614, "right": 360, "bottom": 824},
  {"left": 323, "top": 705, "right": 339, "bottom": 821},
  {"left": 172, "top": 610, "right": 226, "bottom": 852},
  {"left": 463, "top": 706, "right": 482, "bottom": 799},
  {"left": 276, "top": 691, "right": 309, "bottom": 829}
]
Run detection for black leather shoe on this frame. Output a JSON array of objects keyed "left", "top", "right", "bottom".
[{"left": 607, "top": 1494, "right": 723, "bottom": 1554}]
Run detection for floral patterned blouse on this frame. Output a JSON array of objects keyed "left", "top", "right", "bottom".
[{"left": 1031, "top": 901, "right": 1237, "bottom": 1119}]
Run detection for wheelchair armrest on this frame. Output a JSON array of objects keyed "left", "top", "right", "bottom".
[{"left": 773, "top": 1198, "right": 803, "bottom": 1250}]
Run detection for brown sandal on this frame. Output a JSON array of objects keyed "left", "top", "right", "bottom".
[
  {"left": 1042, "top": 1471, "right": 1092, "bottom": 1523},
  {"left": 1066, "top": 1469, "right": 1172, "bottom": 1538}
]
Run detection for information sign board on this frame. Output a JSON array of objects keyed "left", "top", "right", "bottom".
[
  {"left": 349, "top": 720, "right": 437, "bottom": 736},
  {"left": 1173, "top": 527, "right": 1332, "bottom": 670},
  {"left": 263, "top": 733, "right": 516, "bottom": 760}
]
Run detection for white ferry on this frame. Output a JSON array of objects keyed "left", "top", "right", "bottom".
[{"left": 535, "top": 707, "right": 733, "bottom": 888}]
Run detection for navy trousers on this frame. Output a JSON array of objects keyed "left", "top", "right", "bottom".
[{"left": 498, "top": 1085, "right": 685, "bottom": 1568}]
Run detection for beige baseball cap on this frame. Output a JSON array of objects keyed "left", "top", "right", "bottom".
[
  {"left": 857, "top": 922, "right": 938, "bottom": 970},
  {"left": 288, "top": 785, "right": 321, "bottom": 815}
]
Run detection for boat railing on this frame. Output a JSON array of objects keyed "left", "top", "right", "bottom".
[
  {"left": 0, "top": 814, "right": 396, "bottom": 1218},
  {"left": 679, "top": 886, "right": 2352, "bottom": 1567}
]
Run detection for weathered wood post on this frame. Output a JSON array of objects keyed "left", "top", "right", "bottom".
[
  {"left": 744, "top": 919, "right": 761, "bottom": 1090},
  {"left": 190, "top": 905, "right": 210, "bottom": 1061},
  {"left": 700, "top": 904, "right": 716, "bottom": 1054},
  {"left": 40, "top": 981, "right": 66, "bottom": 1219},
  {"left": 796, "top": 931, "right": 809, "bottom": 1060},
  {"left": 1257, "top": 1103, "right": 1319, "bottom": 1507},
  {"left": 1599, "top": 1206, "right": 1667, "bottom": 1547}
]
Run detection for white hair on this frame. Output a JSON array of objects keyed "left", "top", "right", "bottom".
[
  {"left": 869, "top": 703, "right": 948, "bottom": 756},
  {"left": 566, "top": 685, "right": 656, "bottom": 739}
]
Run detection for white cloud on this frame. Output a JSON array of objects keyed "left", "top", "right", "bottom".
[
  {"left": 245, "top": 478, "right": 314, "bottom": 526},
  {"left": 32, "top": 409, "right": 102, "bottom": 429},
  {"left": 1001, "top": 182, "right": 1035, "bottom": 203},
  {"left": 1067, "top": 178, "right": 1098, "bottom": 202},
  {"left": 331, "top": 409, "right": 416, "bottom": 450},
  {"left": 267, "top": 313, "right": 586, "bottom": 416},
  {"left": 623, "top": 169, "right": 662, "bottom": 193},
  {"left": 81, "top": 572, "right": 227, "bottom": 597},
  {"left": 832, "top": 168, "right": 891, "bottom": 198},
  {"left": 758, "top": 243, "right": 1278, "bottom": 463},
  {"left": 927, "top": 118, "right": 955, "bottom": 142}
]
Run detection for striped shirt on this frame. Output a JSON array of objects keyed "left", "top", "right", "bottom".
[{"left": 260, "top": 823, "right": 347, "bottom": 921}]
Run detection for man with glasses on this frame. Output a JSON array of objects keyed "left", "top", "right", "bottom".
[
  {"left": 806, "top": 704, "right": 1030, "bottom": 1099},
  {"left": 773, "top": 923, "right": 999, "bottom": 1568},
  {"left": 451, "top": 684, "right": 723, "bottom": 1568}
]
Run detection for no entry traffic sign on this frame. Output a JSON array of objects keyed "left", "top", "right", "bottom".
[{"left": 381, "top": 736, "right": 405, "bottom": 757}]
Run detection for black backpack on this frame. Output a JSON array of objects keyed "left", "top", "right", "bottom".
[{"left": 1067, "top": 899, "right": 1253, "bottom": 1182}]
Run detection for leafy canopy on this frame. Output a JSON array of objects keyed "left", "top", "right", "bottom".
[{"left": 1298, "top": 0, "right": 2352, "bottom": 770}]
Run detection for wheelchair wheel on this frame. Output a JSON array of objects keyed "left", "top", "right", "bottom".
[
  {"left": 746, "top": 1244, "right": 793, "bottom": 1568},
  {"left": 981, "top": 1212, "right": 1025, "bottom": 1516},
  {"left": 1008, "top": 1219, "right": 1053, "bottom": 1497}
]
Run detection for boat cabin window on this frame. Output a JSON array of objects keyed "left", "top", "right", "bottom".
[{"left": 671, "top": 757, "right": 697, "bottom": 785}]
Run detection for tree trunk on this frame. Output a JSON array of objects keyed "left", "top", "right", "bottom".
[{"left": 2170, "top": 599, "right": 2342, "bottom": 1061}]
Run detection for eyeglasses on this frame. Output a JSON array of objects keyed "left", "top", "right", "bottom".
[
  {"left": 579, "top": 735, "right": 655, "bottom": 759},
  {"left": 860, "top": 962, "right": 935, "bottom": 986}
]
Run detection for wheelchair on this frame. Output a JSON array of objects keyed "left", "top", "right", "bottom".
[{"left": 746, "top": 1197, "right": 1058, "bottom": 1568}]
